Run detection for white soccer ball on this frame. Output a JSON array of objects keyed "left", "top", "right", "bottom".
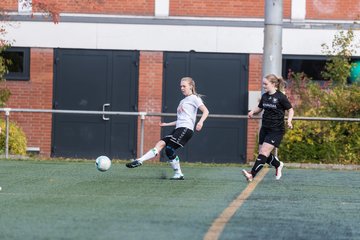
[{"left": 95, "top": 156, "right": 111, "bottom": 172}]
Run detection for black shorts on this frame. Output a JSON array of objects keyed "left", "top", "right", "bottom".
[
  {"left": 162, "top": 127, "right": 194, "bottom": 148},
  {"left": 259, "top": 127, "right": 284, "bottom": 148}
]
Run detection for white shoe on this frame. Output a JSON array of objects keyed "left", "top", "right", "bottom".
[
  {"left": 275, "top": 161, "right": 284, "bottom": 180},
  {"left": 170, "top": 172, "right": 184, "bottom": 180},
  {"left": 242, "top": 170, "right": 253, "bottom": 182}
]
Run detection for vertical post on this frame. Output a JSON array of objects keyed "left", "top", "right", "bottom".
[
  {"left": 139, "top": 112, "right": 146, "bottom": 157},
  {"left": 263, "top": 1, "right": 283, "bottom": 159},
  {"left": 262, "top": 0, "right": 283, "bottom": 78},
  {"left": 4, "top": 108, "right": 10, "bottom": 159}
]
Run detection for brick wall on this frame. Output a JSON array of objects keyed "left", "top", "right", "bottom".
[
  {"left": 2, "top": 0, "right": 154, "bottom": 15},
  {"left": 40, "top": 0, "right": 155, "bottom": 15},
  {"left": 170, "top": 0, "right": 291, "bottom": 18},
  {"left": 0, "top": 0, "right": 18, "bottom": 11},
  {"left": 247, "top": 54, "right": 262, "bottom": 161},
  {"left": 2, "top": 48, "right": 53, "bottom": 156},
  {"left": 4, "top": 0, "right": 360, "bottom": 20},
  {"left": 307, "top": 0, "right": 360, "bottom": 20},
  {"left": 248, "top": 54, "right": 263, "bottom": 91},
  {"left": 137, "top": 51, "right": 163, "bottom": 160},
  {"left": 3, "top": 0, "right": 290, "bottom": 19}
]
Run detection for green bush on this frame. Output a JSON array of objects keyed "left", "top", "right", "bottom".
[
  {"left": 280, "top": 120, "right": 360, "bottom": 164},
  {"left": 0, "top": 42, "right": 12, "bottom": 106},
  {"left": 280, "top": 75, "right": 360, "bottom": 164},
  {"left": 277, "top": 28, "right": 360, "bottom": 164},
  {"left": 0, "top": 120, "right": 27, "bottom": 156}
]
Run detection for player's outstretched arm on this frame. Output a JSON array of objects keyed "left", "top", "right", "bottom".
[
  {"left": 159, "top": 121, "right": 176, "bottom": 127},
  {"left": 287, "top": 108, "right": 294, "bottom": 129},
  {"left": 196, "top": 105, "right": 209, "bottom": 131},
  {"left": 248, "top": 106, "right": 262, "bottom": 118}
]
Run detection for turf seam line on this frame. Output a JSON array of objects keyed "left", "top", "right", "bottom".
[{"left": 203, "top": 167, "right": 269, "bottom": 240}]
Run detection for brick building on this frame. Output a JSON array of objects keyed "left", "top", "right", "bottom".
[{"left": 1, "top": 0, "right": 359, "bottom": 162}]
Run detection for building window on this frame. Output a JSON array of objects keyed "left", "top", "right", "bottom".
[
  {"left": 282, "top": 55, "right": 328, "bottom": 81},
  {"left": 283, "top": 55, "right": 360, "bottom": 84},
  {"left": 2, "top": 47, "right": 30, "bottom": 81}
]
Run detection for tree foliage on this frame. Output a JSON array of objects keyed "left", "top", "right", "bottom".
[
  {"left": 0, "top": 16, "right": 12, "bottom": 105},
  {"left": 282, "top": 28, "right": 360, "bottom": 164},
  {"left": 321, "top": 27, "right": 359, "bottom": 86},
  {"left": 0, "top": 120, "right": 27, "bottom": 155},
  {"left": 20, "top": 0, "right": 105, "bottom": 23},
  {"left": 0, "top": 15, "right": 11, "bottom": 81}
]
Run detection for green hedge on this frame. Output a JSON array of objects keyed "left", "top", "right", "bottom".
[
  {"left": 280, "top": 121, "right": 360, "bottom": 164},
  {"left": 278, "top": 82, "right": 360, "bottom": 164},
  {"left": 0, "top": 120, "right": 27, "bottom": 156}
]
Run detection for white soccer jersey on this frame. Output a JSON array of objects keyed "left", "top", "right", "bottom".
[{"left": 176, "top": 94, "right": 204, "bottom": 130}]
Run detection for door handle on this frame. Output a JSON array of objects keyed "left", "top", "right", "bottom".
[{"left": 102, "top": 103, "right": 110, "bottom": 121}]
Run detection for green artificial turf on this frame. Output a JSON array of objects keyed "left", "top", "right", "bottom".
[
  {"left": 0, "top": 159, "right": 247, "bottom": 240},
  {"left": 222, "top": 168, "right": 360, "bottom": 240},
  {"left": 1, "top": 159, "right": 359, "bottom": 240}
]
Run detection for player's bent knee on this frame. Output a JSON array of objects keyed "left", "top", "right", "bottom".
[
  {"left": 259, "top": 152, "right": 271, "bottom": 158},
  {"left": 155, "top": 140, "right": 166, "bottom": 150},
  {"left": 165, "top": 146, "right": 176, "bottom": 160}
]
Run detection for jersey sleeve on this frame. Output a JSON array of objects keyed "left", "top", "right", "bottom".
[
  {"left": 258, "top": 94, "right": 264, "bottom": 108},
  {"left": 194, "top": 96, "right": 204, "bottom": 108},
  {"left": 281, "top": 94, "right": 292, "bottom": 110}
]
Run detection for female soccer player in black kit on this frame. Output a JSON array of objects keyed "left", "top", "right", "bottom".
[{"left": 243, "top": 74, "right": 294, "bottom": 182}]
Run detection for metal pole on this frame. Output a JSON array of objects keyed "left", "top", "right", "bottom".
[
  {"left": 4, "top": 108, "right": 10, "bottom": 159},
  {"left": 263, "top": 0, "right": 283, "bottom": 78},
  {"left": 139, "top": 112, "right": 146, "bottom": 157},
  {"left": 261, "top": 0, "right": 283, "bottom": 148}
]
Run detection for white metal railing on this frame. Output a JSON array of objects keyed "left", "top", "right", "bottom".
[{"left": 1, "top": 108, "right": 359, "bottom": 159}]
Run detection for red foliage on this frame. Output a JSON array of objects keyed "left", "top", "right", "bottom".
[
  {"left": 15, "top": 0, "right": 104, "bottom": 24},
  {"left": 32, "top": 0, "right": 61, "bottom": 23}
]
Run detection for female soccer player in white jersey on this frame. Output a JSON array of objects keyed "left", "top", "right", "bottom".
[
  {"left": 126, "top": 77, "right": 209, "bottom": 180},
  {"left": 242, "top": 74, "right": 294, "bottom": 182}
]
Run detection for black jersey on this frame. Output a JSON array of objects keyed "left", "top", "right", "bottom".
[{"left": 258, "top": 91, "right": 292, "bottom": 131}]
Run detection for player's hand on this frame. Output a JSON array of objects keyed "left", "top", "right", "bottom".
[
  {"left": 287, "top": 121, "right": 293, "bottom": 129},
  {"left": 196, "top": 122, "right": 203, "bottom": 131},
  {"left": 248, "top": 111, "right": 254, "bottom": 118},
  {"left": 159, "top": 122, "right": 167, "bottom": 127}
]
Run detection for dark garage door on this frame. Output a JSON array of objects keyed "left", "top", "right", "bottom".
[
  {"left": 162, "top": 52, "right": 248, "bottom": 163},
  {"left": 52, "top": 49, "right": 138, "bottom": 159}
]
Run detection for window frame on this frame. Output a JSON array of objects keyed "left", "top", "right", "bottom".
[
  {"left": 283, "top": 54, "right": 360, "bottom": 83},
  {"left": 4, "top": 47, "right": 30, "bottom": 81},
  {"left": 282, "top": 55, "right": 328, "bottom": 81}
]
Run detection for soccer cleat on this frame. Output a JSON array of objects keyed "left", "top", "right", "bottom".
[
  {"left": 170, "top": 172, "right": 185, "bottom": 180},
  {"left": 125, "top": 160, "right": 142, "bottom": 168},
  {"left": 242, "top": 169, "right": 253, "bottom": 182},
  {"left": 275, "top": 161, "right": 284, "bottom": 180}
]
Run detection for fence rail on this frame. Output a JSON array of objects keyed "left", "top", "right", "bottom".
[{"left": 1, "top": 108, "right": 359, "bottom": 159}]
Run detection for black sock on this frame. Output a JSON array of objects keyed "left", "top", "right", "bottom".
[
  {"left": 251, "top": 154, "right": 267, "bottom": 177},
  {"left": 266, "top": 153, "right": 281, "bottom": 168}
]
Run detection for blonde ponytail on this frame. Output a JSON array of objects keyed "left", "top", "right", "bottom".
[
  {"left": 265, "top": 74, "right": 286, "bottom": 93},
  {"left": 181, "top": 77, "right": 203, "bottom": 98}
]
